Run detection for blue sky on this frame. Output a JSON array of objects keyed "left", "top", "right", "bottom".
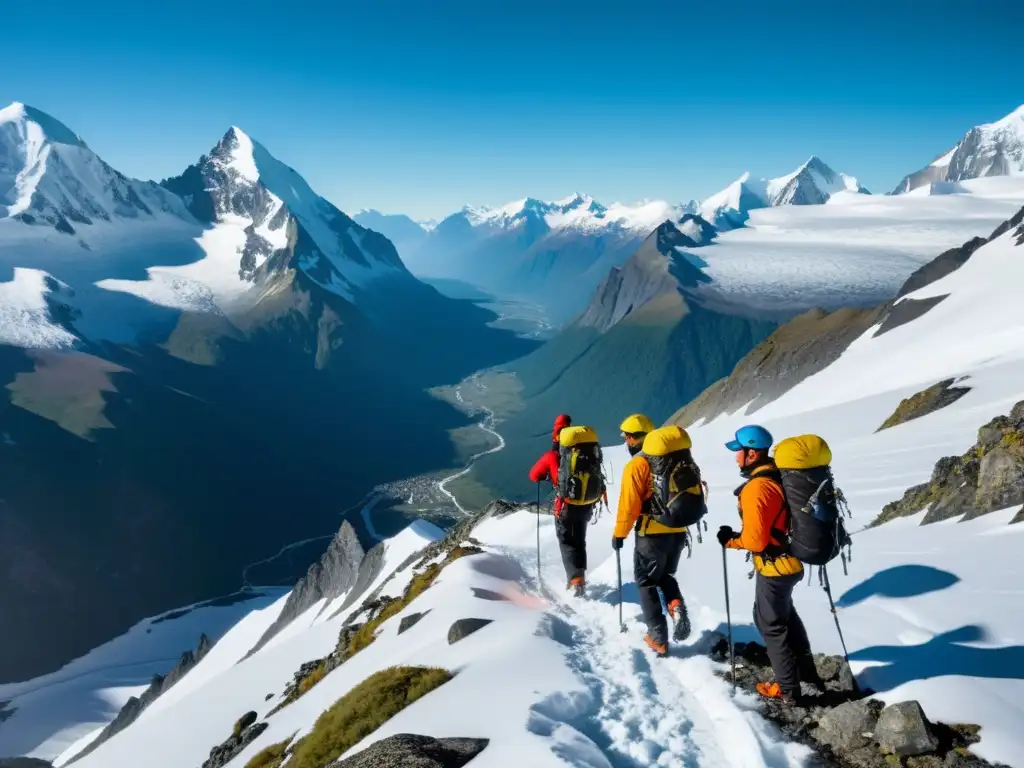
[{"left": 4, "top": 0, "right": 1021, "bottom": 219}]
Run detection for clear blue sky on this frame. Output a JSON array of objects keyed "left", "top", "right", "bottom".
[{"left": 4, "top": 0, "right": 1021, "bottom": 220}]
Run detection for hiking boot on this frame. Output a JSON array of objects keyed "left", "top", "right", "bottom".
[
  {"left": 755, "top": 681, "right": 801, "bottom": 705},
  {"left": 644, "top": 634, "right": 668, "bottom": 658},
  {"left": 667, "top": 599, "right": 691, "bottom": 642},
  {"left": 568, "top": 577, "right": 585, "bottom": 597}
]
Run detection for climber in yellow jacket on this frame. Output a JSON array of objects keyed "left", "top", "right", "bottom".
[{"left": 613, "top": 415, "right": 699, "bottom": 656}]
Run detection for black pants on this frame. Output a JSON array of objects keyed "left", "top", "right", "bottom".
[
  {"left": 555, "top": 504, "right": 593, "bottom": 583},
  {"left": 634, "top": 532, "right": 687, "bottom": 643},
  {"left": 754, "top": 571, "right": 816, "bottom": 696}
]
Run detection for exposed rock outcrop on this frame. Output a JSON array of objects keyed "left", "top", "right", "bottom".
[
  {"left": 0, "top": 759, "right": 54, "bottom": 767},
  {"left": 249, "top": 521, "right": 366, "bottom": 655},
  {"left": 671, "top": 305, "right": 886, "bottom": 427},
  {"left": 398, "top": 611, "right": 429, "bottom": 635},
  {"left": 67, "top": 634, "right": 213, "bottom": 763},
  {"left": 447, "top": 618, "right": 492, "bottom": 645},
  {"left": 711, "top": 640, "right": 1002, "bottom": 767},
  {"left": 876, "top": 400, "right": 1024, "bottom": 525},
  {"left": 328, "top": 734, "right": 489, "bottom": 767},
  {"left": 201, "top": 719, "right": 269, "bottom": 768},
  {"left": 877, "top": 378, "right": 972, "bottom": 431}
]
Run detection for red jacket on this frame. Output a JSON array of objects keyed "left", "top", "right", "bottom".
[{"left": 529, "top": 449, "right": 565, "bottom": 515}]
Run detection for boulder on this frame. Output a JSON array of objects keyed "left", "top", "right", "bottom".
[
  {"left": 202, "top": 721, "right": 268, "bottom": 768},
  {"left": 875, "top": 701, "right": 939, "bottom": 757},
  {"left": 329, "top": 734, "right": 489, "bottom": 767},
  {"left": 447, "top": 618, "right": 492, "bottom": 645},
  {"left": 233, "top": 711, "right": 258, "bottom": 737},
  {"left": 814, "top": 699, "right": 882, "bottom": 751},
  {"left": 0, "top": 760, "right": 54, "bottom": 767},
  {"left": 1011, "top": 506, "right": 1024, "bottom": 524},
  {"left": 398, "top": 611, "right": 429, "bottom": 635}
]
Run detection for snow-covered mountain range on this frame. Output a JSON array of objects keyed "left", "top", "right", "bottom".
[
  {"left": 893, "top": 104, "right": 1024, "bottom": 194},
  {"left": 8, "top": 204, "right": 1024, "bottom": 768}
]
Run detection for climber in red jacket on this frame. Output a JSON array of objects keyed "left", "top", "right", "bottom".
[
  {"left": 529, "top": 414, "right": 592, "bottom": 596},
  {"left": 529, "top": 413, "right": 572, "bottom": 516}
]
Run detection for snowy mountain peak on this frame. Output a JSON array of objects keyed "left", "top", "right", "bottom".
[
  {"left": 160, "top": 126, "right": 407, "bottom": 305},
  {"left": 894, "top": 105, "right": 1024, "bottom": 194},
  {"left": 0, "top": 103, "right": 187, "bottom": 232},
  {"left": 700, "top": 157, "right": 867, "bottom": 228},
  {"left": 0, "top": 101, "right": 87, "bottom": 149}
]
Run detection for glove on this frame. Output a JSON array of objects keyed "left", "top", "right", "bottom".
[
  {"left": 717, "top": 525, "right": 737, "bottom": 547},
  {"left": 611, "top": 536, "right": 625, "bottom": 551}
]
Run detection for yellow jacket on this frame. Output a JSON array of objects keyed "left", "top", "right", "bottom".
[
  {"left": 726, "top": 464, "right": 803, "bottom": 577},
  {"left": 614, "top": 455, "right": 689, "bottom": 537}
]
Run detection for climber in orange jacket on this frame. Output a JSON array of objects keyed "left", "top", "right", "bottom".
[
  {"left": 717, "top": 424, "right": 823, "bottom": 704},
  {"left": 612, "top": 415, "right": 695, "bottom": 656},
  {"left": 529, "top": 414, "right": 593, "bottom": 595}
]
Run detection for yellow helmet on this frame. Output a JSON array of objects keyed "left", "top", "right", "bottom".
[{"left": 619, "top": 414, "right": 656, "bottom": 435}]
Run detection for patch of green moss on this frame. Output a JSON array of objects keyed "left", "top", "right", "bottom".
[
  {"left": 297, "top": 661, "right": 328, "bottom": 697},
  {"left": 244, "top": 737, "right": 293, "bottom": 768},
  {"left": 999, "top": 430, "right": 1024, "bottom": 450},
  {"left": 884, "top": 753, "right": 902, "bottom": 766},
  {"left": 287, "top": 666, "right": 452, "bottom": 768}
]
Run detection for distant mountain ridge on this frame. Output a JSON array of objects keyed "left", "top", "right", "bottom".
[
  {"left": 893, "top": 104, "right": 1024, "bottom": 194},
  {"left": 699, "top": 156, "right": 868, "bottom": 229}
]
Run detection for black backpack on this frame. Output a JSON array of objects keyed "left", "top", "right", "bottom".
[
  {"left": 648, "top": 451, "right": 708, "bottom": 528},
  {"left": 557, "top": 426, "right": 605, "bottom": 506},
  {"left": 642, "top": 426, "right": 707, "bottom": 529},
  {"left": 774, "top": 435, "right": 852, "bottom": 567}
]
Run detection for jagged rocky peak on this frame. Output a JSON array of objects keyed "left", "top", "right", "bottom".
[
  {"left": 769, "top": 155, "right": 868, "bottom": 205},
  {"left": 248, "top": 521, "right": 367, "bottom": 654},
  {"left": 576, "top": 219, "right": 712, "bottom": 332}
]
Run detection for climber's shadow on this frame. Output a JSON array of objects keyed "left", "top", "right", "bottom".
[
  {"left": 835, "top": 564, "right": 960, "bottom": 609},
  {"left": 851, "top": 624, "right": 1024, "bottom": 692}
]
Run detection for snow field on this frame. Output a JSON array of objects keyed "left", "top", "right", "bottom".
[
  {"left": 0, "top": 268, "right": 78, "bottom": 348},
  {"left": 0, "top": 589, "right": 286, "bottom": 762}
]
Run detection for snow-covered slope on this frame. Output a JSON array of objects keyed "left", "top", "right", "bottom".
[
  {"left": 893, "top": 104, "right": 1024, "bottom": 194},
  {"left": 699, "top": 157, "right": 868, "bottom": 229},
  {"left": 0, "top": 268, "right": 78, "bottom": 348},
  {"left": 0, "top": 589, "right": 285, "bottom": 761}
]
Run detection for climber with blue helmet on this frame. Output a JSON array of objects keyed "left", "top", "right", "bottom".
[{"left": 718, "top": 424, "right": 823, "bottom": 704}]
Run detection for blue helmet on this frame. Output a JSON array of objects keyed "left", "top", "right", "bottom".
[{"left": 725, "top": 425, "right": 773, "bottom": 452}]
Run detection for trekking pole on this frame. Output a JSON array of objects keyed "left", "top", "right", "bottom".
[
  {"left": 821, "top": 566, "right": 856, "bottom": 690},
  {"left": 616, "top": 549, "right": 626, "bottom": 633},
  {"left": 722, "top": 548, "right": 736, "bottom": 691},
  {"left": 535, "top": 484, "right": 542, "bottom": 590}
]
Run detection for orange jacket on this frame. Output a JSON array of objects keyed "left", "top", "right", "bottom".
[
  {"left": 725, "top": 463, "right": 803, "bottom": 577},
  {"left": 613, "top": 455, "right": 688, "bottom": 538}
]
